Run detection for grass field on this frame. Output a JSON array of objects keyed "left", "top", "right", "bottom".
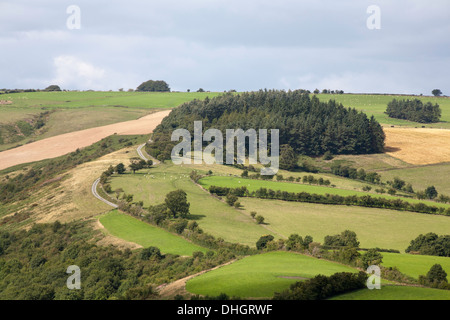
[
  {"left": 108, "top": 163, "right": 272, "bottom": 247},
  {"left": 238, "top": 197, "right": 450, "bottom": 251},
  {"left": 198, "top": 175, "right": 450, "bottom": 209},
  {"left": 99, "top": 210, "right": 208, "bottom": 256},
  {"left": 185, "top": 251, "right": 357, "bottom": 298},
  {"left": 331, "top": 285, "right": 450, "bottom": 300},
  {"left": 378, "top": 163, "right": 450, "bottom": 196},
  {"left": 0, "top": 91, "right": 223, "bottom": 151},
  {"left": 316, "top": 94, "right": 450, "bottom": 128},
  {"left": 381, "top": 252, "right": 450, "bottom": 279}
]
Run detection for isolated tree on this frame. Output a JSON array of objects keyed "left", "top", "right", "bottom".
[
  {"left": 136, "top": 80, "right": 170, "bottom": 92},
  {"left": 425, "top": 186, "right": 438, "bottom": 199},
  {"left": 197, "top": 88, "right": 205, "bottom": 92},
  {"left": 164, "top": 189, "right": 190, "bottom": 218},
  {"left": 255, "top": 215, "right": 265, "bottom": 224},
  {"left": 44, "top": 85, "right": 61, "bottom": 92},
  {"left": 225, "top": 194, "right": 238, "bottom": 207},
  {"left": 432, "top": 89, "right": 442, "bottom": 97}
]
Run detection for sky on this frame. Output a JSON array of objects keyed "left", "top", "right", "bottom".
[{"left": 1, "top": 0, "right": 449, "bottom": 94}]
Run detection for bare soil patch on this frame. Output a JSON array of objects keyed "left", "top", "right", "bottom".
[
  {"left": 383, "top": 127, "right": 450, "bottom": 165},
  {"left": 0, "top": 110, "right": 170, "bottom": 171}
]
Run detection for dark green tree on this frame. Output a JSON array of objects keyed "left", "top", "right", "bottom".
[
  {"left": 425, "top": 186, "right": 438, "bottom": 199},
  {"left": 256, "top": 235, "right": 274, "bottom": 250},
  {"left": 136, "top": 80, "right": 170, "bottom": 92},
  {"left": 164, "top": 190, "right": 190, "bottom": 218},
  {"left": 432, "top": 89, "right": 442, "bottom": 97},
  {"left": 426, "top": 264, "right": 448, "bottom": 283},
  {"left": 361, "top": 249, "right": 383, "bottom": 269},
  {"left": 279, "top": 144, "right": 298, "bottom": 171},
  {"left": 115, "top": 163, "right": 126, "bottom": 174}
]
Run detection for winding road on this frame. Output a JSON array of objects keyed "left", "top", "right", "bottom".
[{"left": 91, "top": 178, "right": 118, "bottom": 208}]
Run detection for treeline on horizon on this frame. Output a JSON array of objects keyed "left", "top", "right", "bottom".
[{"left": 149, "top": 90, "right": 385, "bottom": 160}]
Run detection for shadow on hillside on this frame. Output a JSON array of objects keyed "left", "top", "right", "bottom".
[{"left": 384, "top": 146, "right": 401, "bottom": 152}]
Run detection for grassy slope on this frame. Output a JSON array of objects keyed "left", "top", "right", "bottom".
[
  {"left": 99, "top": 210, "right": 208, "bottom": 256},
  {"left": 316, "top": 94, "right": 450, "bottom": 128},
  {"left": 381, "top": 252, "right": 450, "bottom": 279},
  {"left": 185, "top": 251, "right": 357, "bottom": 298},
  {"left": 238, "top": 197, "right": 450, "bottom": 251}
]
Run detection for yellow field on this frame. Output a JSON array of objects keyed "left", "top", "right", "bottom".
[{"left": 384, "top": 127, "right": 450, "bottom": 165}]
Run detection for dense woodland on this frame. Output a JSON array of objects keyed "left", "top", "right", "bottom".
[
  {"left": 148, "top": 90, "right": 385, "bottom": 160},
  {"left": 386, "top": 98, "right": 441, "bottom": 123}
]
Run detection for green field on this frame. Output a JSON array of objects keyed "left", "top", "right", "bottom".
[
  {"left": 99, "top": 210, "right": 208, "bottom": 256},
  {"left": 0, "top": 91, "right": 224, "bottom": 151},
  {"left": 198, "top": 175, "right": 450, "bottom": 209},
  {"left": 378, "top": 163, "right": 450, "bottom": 196},
  {"left": 316, "top": 94, "right": 450, "bottom": 128},
  {"left": 108, "top": 163, "right": 271, "bottom": 247},
  {"left": 331, "top": 285, "right": 450, "bottom": 300},
  {"left": 185, "top": 251, "right": 357, "bottom": 298},
  {"left": 239, "top": 197, "right": 450, "bottom": 251},
  {"left": 381, "top": 252, "right": 450, "bottom": 279}
]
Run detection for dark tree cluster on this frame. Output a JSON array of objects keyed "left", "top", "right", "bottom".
[
  {"left": 386, "top": 98, "right": 441, "bottom": 123},
  {"left": 323, "top": 230, "right": 360, "bottom": 248},
  {"left": 273, "top": 272, "right": 367, "bottom": 300},
  {"left": 405, "top": 233, "right": 450, "bottom": 257},
  {"left": 151, "top": 90, "right": 385, "bottom": 160},
  {"left": 136, "top": 80, "right": 170, "bottom": 92}
]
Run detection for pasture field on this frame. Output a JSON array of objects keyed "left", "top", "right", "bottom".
[
  {"left": 316, "top": 94, "right": 450, "bottom": 128},
  {"left": 185, "top": 251, "right": 357, "bottom": 298},
  {"left": 381, "top": 252, "right": 450, "bottom": 279},
  {"left": 99, "top": 210, "right": 208, "bottom": 256},
  {"left": 108, "top": 163, "right": 272, "bottom": 247},
  {"left": 331, "top": 285, "right": 450, "bottom": 300},
  {"left": 238, "top": 197, "right": 450, "bottom": 251},
  {"left": 378, "top": 163, "right": 450, "bottom": 196},
  {"left": 198, "top": 175, "right": 450, "bottom": 209}
]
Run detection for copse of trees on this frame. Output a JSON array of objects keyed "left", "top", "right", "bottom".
[
  {"left": 405, "top": 233, "right": 450, "bottom": 257},
  {"left": 151, "top": 90, "right": 385, "bottom": 160},
  {"left": 136, "top": 80, "right": 170, "bottom": 92},
  {"left": 323, "top": 230, "right": 360, "bottom": 248},
  {"left": 44, "top": 85, "right": 61, "bottom": 92},
  {"left": 386, "top": 98, "right": 441, "bottom": 123}
]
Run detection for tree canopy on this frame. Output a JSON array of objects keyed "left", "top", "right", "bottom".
[
  {"left": 151, "top": 90, "right": 385, "bottom": 159},
  {"left": 386, "top": 98, "right": 441, "bottom": 123},
  {"left": 44, "top": 85, "right": 61, "bottom": 91},
  {"left": 136, "top": 80, "right": 170, "bottom": 92}
]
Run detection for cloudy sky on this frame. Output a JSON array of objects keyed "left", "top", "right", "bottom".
[{"left": 1, "top": 0, "right": 449, "bottom": 94}]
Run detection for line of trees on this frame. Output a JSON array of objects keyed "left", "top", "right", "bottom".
[
  {"left": 386, "top": 98, "right": 441, "bottom": 123},
  {"left": 207, "top": 185, "right": 450, "bottom": 216}
]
